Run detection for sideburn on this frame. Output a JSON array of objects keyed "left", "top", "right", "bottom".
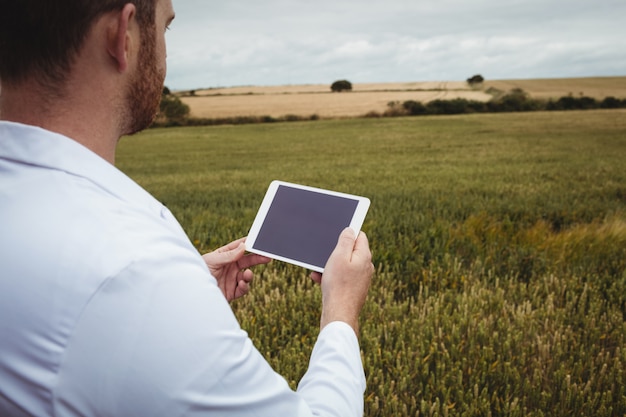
[{"left": 122, "top": 23, "right": 164, "bottom": 136}]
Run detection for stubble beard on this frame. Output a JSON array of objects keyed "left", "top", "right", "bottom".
[{"left": 121, "top": 24, "right": 164, "bottom": 136}]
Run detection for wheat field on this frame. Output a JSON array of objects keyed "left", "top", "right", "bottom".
[
  {"left": 178, "top": 76, "right": 626, "bottom": 119},
  {"left": 119, "top": 110, "right": 626, "bottom": 416}
]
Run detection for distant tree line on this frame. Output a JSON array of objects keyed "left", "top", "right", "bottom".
[
  {"left": 152, "top": 84, "right": 626, "bottom": 128},
  {"left": 377, "top": 89, "right": 626, "bottom": 118}
]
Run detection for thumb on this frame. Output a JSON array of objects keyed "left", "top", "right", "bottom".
[
  {"left": 215, "top": 242, "right": 246, "bottom": 266},
  {"left": 333, "top": 228, "right": 356, "bottom": 257}
]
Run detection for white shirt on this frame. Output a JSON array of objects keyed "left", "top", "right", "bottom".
[{"left": 0, "top": 121, "right": 365, "bottom": 417}]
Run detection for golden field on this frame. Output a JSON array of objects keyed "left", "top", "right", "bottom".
[{"left": 178, "top": 76, "right": 626, "bottom": 119}]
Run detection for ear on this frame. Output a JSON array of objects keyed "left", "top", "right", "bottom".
[{"left": 107, "top": 4, "right": 137, "bottom": 73}]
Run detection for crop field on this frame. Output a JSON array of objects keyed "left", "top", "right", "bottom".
[
  {"left": 117, "top": 109, "right": 626, "bottom": 416},
  {"left": 178, "top": 76, "right": 626, "bottom": 119}
]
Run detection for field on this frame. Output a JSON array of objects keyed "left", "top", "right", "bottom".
[
  {"left": 117, "top": 109, "right": 626, "bottom": 416},
  {"left": 178, "top": 76, "right": 626, "bottom": 119}
]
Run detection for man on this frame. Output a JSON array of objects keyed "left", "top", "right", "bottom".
[{"left": 0, "top": 0, "right": 374, "bottom": 416}]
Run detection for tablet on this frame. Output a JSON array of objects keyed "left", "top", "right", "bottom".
[{"left": 246, "top": 180, "right": 370, "bottom": 273}]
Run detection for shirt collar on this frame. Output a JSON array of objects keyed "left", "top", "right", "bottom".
[{"left": 0, "top": 120, "right": 163, "bottom": 215}]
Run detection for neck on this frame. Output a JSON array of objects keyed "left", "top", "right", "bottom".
[{"left": 0, "top": 78, "right": 121, "bottom": 164}]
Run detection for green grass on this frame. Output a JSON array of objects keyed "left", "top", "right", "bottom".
[{"left": 117, "top": 109, "right": 626, "bottom": 416}]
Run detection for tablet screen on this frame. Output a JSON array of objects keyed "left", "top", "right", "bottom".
[{"left": 246, "top": 181, "right": 370, "bottom": 272}]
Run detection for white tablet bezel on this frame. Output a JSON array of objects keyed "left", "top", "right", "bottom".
[{"left": 245, "top": 180, "right": 370, "bottom": 272}]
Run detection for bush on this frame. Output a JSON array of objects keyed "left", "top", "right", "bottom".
[
  {"left": 390, "top": 88, "right": 626, "bottom": 119},
  {"left": 427, "top": 98, "right": 489, "bottom": 115},
  {"left": 402, "top": 100, "right": 428, "bottom": 115},
  {"left": 467, "top": 74, "right": 485, "bottom": 86},
  {"left": 600, "top": 96, "right": 622, "bottom": 109},
  {"left": 427, "top": 98, "right": 470, "bottom": 114},
  {"left": 548, "top": 95, "right": 599, "bottom": 111},
  {"left": 488, "top": 88, "right": 544, "bottom": 112},
  {"left": 383, "top": 101, "right": 408, "bottom": 117},
  {"left": 331, "top": 79, "right": 353, "bottom": 92},
  {"left": 159, "top": 94, "right": 190, "bottom": 124}
]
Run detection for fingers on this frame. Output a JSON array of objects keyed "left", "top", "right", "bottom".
[
  {"left": 335, "top": 228, "right": 371, "bottom": 260},
  {"left": 318, "top": 228, "right": 373, "bottom": 333},
  {"left": 203, "top": 237, "right": 273, "bottom": 303},
  {"left": 235, "top": 268, "right": 255, "bottom": 296},
  {"left": 224, "top": 270, "right": 252, "bottom": 302},
  {"left": 329, "top": 228, "right": 373, "bottom": 267},
  {"left": 234, "top": 282, "right": 248, "bottom": 299},
  {"left": 223, "top": 265, "right": 239, "bottom": 301},
  {"left": 226, "top": 241, "right": 247, "bottom": 263},
  {"left": 217, "top": 237, "right": 247, "bottom": 253},
  {"left": 240, "top": 268, "right": 254, "bottom": 284},
  {"left": 204, "top": 242, "right": 246, "bottom": 270},
  {"left": 310, "top": 271, "right": 322, "bottom": 285},
  {"left": 313, "top": 228, "right": 367, "bottom": 281},
  {"left": 309, "top": 228, "right": 355, "bottom": 286},
  {"left": 211, "top": 238, "right": 271, "bottom": 269},
  {"left": 238, "top": 252, "right": 272, "bottom": 270}
]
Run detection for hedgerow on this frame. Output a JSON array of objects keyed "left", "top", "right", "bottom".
[
  {"left": 153, "top": 89, "right": 626, "bottom": 127},
  {"left": 385, "top": 89, "right": 626, "bottom": 118}
]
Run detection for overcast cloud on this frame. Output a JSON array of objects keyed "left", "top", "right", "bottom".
[{"left": 164, "top": 0, "right": 626, "bottom": 90}]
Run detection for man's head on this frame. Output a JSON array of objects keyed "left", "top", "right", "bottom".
[
  {"left": 0, "top": 0, "right": 156, "bottom": 88},
  {"left": 0, "top": 0, "right": 174, "bottom": 136}
]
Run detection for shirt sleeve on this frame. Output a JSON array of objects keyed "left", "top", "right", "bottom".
[
  {"left": 53, "top": 243, "right": 365, "bottom": 417},
  {"left": 297, "top": 322, "right": 366, "bottom": 417}
]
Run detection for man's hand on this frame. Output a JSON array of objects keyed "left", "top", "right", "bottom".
[
  {"left": 310, "top": 228, "right": 374, "bottom": 335},
  {"left": 202, "top": 237, "right": 271, "bottom": 302}
]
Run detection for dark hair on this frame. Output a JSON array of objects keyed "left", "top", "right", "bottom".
[{"left": 0, "top": 0, "right": 156, "bottom": 86}]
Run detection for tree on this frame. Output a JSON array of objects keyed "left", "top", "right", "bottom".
[
  {"left": 466, "top": 74, "right": 484, "bottom": 86},
  {"left": 331, "top": 79, "right": 353, "bottom": 92},
  {"left": 158, "top": 86, "right": 190, "bottom": 124}
]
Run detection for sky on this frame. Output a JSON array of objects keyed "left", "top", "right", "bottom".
[{"left": 163, "top": 0, "right": 626, "bottom": 90}]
